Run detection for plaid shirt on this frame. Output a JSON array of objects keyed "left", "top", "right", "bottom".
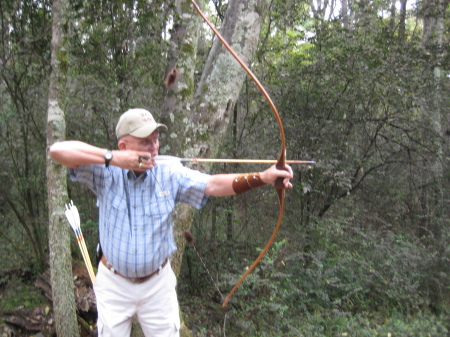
[{"left": 70, "top": 162, "right": 210, "bottom": 278}]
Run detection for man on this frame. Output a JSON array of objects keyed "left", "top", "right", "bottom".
[{"left": 49, "top": 108, "right": 293, "bottom": 337}]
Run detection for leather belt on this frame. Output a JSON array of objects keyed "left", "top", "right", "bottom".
[{"left": 101, "top": 255, "right": 168, "bottom": 283}]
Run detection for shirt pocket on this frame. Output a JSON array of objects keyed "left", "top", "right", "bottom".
[
  {"left": 108, "top": 196, "right": 129, "bottom": 227},
  {"left": 143, "top": 203, "right": 170, "bottom": 241},
  {"left": 143, "top": 202, "right": 165, "bottom": 220},
  {"left": 111, "top": 195, "right": 128, "bottom": 211}
]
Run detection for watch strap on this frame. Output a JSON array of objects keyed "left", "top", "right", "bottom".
[{"left": 104, "top": 150, "right": 113, "bottom": 167}]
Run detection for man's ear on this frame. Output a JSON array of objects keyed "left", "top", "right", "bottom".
[{"left": 118, "top": 139, "right": 126, "bottom": 150}]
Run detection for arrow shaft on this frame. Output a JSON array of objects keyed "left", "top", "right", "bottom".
[
  {"left": 151, "top": 155, "right": 315, "bottom": 165},
  {"left": 187, "top": 158, "right": 314, "bottom": 164}
]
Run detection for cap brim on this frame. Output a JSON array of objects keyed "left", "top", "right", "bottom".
[{"left": 129, "top": 123, "right": 168, "bottom": 138}]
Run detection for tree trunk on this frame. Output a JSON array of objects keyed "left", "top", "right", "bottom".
[
  {"left": 160, "top": 0, "right": 204, "bottom": 278},
  {"left": 389, "top": 0, "right": 396, "bottom": 33},
  {"left": 192, "top": 0, "right": 271, "bottom": 153},
  {"left": 398, "top": 0, "right": 407, "bottom": 40},
  {"left": 46, "top": 0, "right": 79, "bottom": 335},
  {"left": 421, "top": 0, "right": 445, "bottom": 240},
  {"left": 341, "top": 0, "right": 350, "bottom": 29}
]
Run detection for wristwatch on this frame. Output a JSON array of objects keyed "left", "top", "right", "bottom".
[{"left": 104, "top": 150, "right": 113, "bottom": 167}]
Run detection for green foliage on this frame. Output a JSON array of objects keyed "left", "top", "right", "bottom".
[
  {"left": 293, "top": 217, "right": 441, "bottom": 315},
  {"left": 0, "top": 0, "right": 51, "bottom": 270},
  {"left": 1, "top": 0, "right": 449, "bottom": 335},
  {"left": 289, "top": 311, "right": 448, "bottom": 337},
  {"left": 180, "top": 216, "right": 449, "bottom": 335}
]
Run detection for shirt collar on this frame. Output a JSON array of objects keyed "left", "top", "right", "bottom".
[{"left": 127, "top": 170, "right": 148, "bottom": 181}]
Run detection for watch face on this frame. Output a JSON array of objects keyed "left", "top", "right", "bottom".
[{"left": 105, "top": 152, "right": 113, "bottom": 160}]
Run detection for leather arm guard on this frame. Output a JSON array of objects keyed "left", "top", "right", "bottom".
[{"left": 232, "top": 172, "right": 266, "bottom": 194}]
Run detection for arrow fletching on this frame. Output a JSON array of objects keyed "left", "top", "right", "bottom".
[
  {"left": 64, "top": 200, "right": 96, "bottom": 284},
  {"left": 70, "top": 201, "right": 81, "bottom": 229},
  {"left": 65, "top": 202, "right": 78, "bottom": 233}
]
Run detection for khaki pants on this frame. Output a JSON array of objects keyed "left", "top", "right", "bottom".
[{"left": 94, "top": 260, "right": 180, "bottom": 337}]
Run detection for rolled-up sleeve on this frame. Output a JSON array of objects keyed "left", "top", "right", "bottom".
[
  {"left": 175, "top": 166, "right": 210, "bottom": 209},
  {"left": 70, "top": 165, "right": 112, "bottom": 197}
]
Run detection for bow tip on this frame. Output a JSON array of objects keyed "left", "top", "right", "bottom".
[{"left": 222, "top": 296, "right": 231, "bottom": 308}]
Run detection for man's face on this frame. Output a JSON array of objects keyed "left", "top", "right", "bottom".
[{"left": 119, "top": 131, "right": 160, "bottom": 158}]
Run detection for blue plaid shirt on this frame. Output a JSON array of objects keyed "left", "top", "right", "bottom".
[{"left": 70, "top": 162, "right": 210, "bottom": 278}]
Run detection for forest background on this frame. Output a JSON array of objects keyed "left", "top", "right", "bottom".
[{"left": 0, "top": 0, "right": 449, "bottom": 336}]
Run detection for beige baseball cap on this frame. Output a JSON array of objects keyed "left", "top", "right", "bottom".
[{"left": 116, "top": 108, "right": 168, "bottom": 139}]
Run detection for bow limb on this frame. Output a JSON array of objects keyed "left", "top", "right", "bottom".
[{"left": 190, "top": 0, "right": 287, "bottom": 307}]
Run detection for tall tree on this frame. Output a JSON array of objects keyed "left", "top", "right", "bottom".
[
  {"left": 46, "top": 0, "right": 79, "bottom": 334},
  {"left": 420, "top": 0, "right": 445, "bottom": 239},
  {"left": 161, "top": 0, "right": 272, "bottom": 276},
  {"left": 160, "top": 0, "right": 204, "bottom": 277}
]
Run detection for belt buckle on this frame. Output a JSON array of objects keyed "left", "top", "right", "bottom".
[
  {"left": 129, "top": 269, "right": 157, "bottom": 283},
  {"left": 102, "top": 256, "right": 168, "bottom": 283}
]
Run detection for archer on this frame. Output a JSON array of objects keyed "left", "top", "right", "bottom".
[{"left": 49, "top": 108, "right": 293, "bottom": 337}]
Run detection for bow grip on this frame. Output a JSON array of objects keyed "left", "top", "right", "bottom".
[{"left": 275, "top": 162, "right": 288, "bottom": 190}]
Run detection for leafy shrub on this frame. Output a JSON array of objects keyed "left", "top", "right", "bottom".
[{"left": 210, "top": 216, "right": 449, "bottom": 335}]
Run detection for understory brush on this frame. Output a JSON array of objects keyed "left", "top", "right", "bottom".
[{"left": 180, "top": 217, "right": 450, "bottom": 336}]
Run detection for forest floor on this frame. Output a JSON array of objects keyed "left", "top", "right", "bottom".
[{"left": 0, "top": 263, "right": 96, "bottom": 337}]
